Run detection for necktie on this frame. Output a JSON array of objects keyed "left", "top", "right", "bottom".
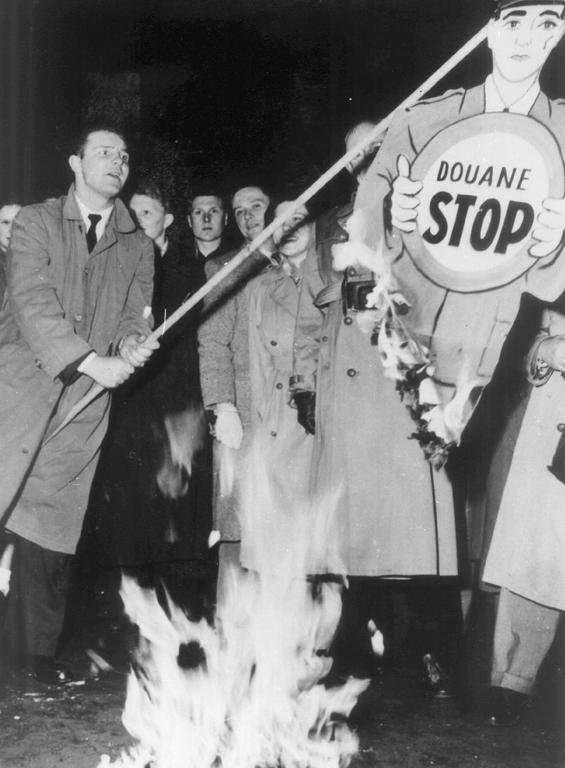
[{"left": 86, "top": 214, "right": 102, "bottom": 253}]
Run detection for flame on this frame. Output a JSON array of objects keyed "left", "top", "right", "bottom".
[
  {"left": 98, "top": 433, "right": 370, "bottom": 768},
  {"left": 156, "top": 408, "right": 207, "bottom": 500},
  {"left": 422, "top": 362, "right": 483, "bottom": 445},
  {"left": 0, "top": 542, "right": 14, "bottom": 596}
]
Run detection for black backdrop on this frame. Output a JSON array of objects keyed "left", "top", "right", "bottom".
[{"left": 2, "top": 0, "right": 565, "bottom": 208}]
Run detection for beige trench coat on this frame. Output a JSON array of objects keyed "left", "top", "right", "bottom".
[
  {"left": 293, "top": 208, "right": 457, "bottom": 577},
  {"left": 240, "top": 262, "right": 314, "bottom": 571},
  {"left": 483, "top": 309, "right": 565, "bottom": 611},
  {"left": 198, "top": 248, "right": 268, "bottom": 541},
  {"left": 1, "top": 188, "right": 154, "bottom": 554}
]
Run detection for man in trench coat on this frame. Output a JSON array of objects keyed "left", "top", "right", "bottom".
[
  {"left": 0, "top": 124, "right": 157, "bottom": 684},
  {"left": 482, "top": 305, "right": 565, "bottom": 724}
]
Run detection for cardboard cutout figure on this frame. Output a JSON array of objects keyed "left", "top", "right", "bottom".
[{"left": 356, "top": 2, "right": 565, "bottom": 404}]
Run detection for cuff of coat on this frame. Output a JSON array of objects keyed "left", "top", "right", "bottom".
[
  {"left": 58, "top": 350, "right": 95, "bottom": 386},
  {"left": 115, "top": 320, "right": 152, "bottom": 349}
]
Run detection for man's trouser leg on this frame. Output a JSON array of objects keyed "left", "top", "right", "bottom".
[
  {"left": 491, "top": 587, "right": 561, "bottom": 696},
  {"left": 216, "top": 540, "right": 241, "bottom": 612},
  {"left": 6, "top": 533, "right": 72, "bottom": 660}
]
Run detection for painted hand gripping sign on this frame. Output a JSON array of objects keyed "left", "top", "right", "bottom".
[{"left": 404, "top": 113, "right": 565, "bottom": 292}]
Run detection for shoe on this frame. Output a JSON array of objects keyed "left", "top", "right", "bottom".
[
  {"left": 422, "top": 653, "right": 452, "bottom": 699},
  {"left": 485, "top": 687, "right": 528, "bottom": 727},
  {"left": 32, "top": 655, "right": 74, "bottom": 686}
]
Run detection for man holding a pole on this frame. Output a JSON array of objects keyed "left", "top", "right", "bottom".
[{"left": 1, "top": 124, "right": 158, "bottom": 684}]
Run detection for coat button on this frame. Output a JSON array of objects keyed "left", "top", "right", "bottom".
[
  {"left": 83, "top": 268, "right": 89, "bottom": 276},
  {"left": 321, "top": 335, "right": 328, "bottom": 342},
  {"left": 22, "top": 448, "right": 29, "bottom": 454},
  {"left": 276, "top": 382, "right": 283, "bottom": 390},
  {"left": 347, "top": 368, "right": 358, "bottom": 378},
  {"left": 344, "top": 316, "right": 353, "bottom": 325},
  {"left": 270, "top": 340, "right": 278, "bottom": 346},
  {"left": 270, "top": 430, "right": 277, "bottom": 437},
  {"left": 35, "top": 359, "right": 42, "bottom": 369},
  {"left": 74, "top": 313, "right": 83, "bottom": 323}
]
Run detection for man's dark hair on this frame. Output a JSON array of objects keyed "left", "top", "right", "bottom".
[
  {"left": 72, "top": 122, "right": 128, "bottom": 158},
  {"left": 230, "top": 183, "right": 272, "bottom": 210},
  {"left": 187, "top": 182, "right": 226, "bottom": 214}
]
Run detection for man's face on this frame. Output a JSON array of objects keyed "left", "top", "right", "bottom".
[
  {"left": 188, "top": 195, "right": 226, "bottom": 243},
  {"left": 232, "top": 186, "right": 270, "bottom": 242},
  {"left": 273, "top": 202, "right": 313, "bottom": 258},
  {"left": 69, "top": 130, "right": 130, "bottom": 202},
  {"left": 0, "top": 204, "right": 21, "bottom": 252},
  {"left": 129, "top": 194, "right": 172, "bottom": 243},
  {"left": 488, "top": 5, "right": 565, "bottom": 83}
]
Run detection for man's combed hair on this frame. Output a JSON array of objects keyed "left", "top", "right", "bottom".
[
  {"left": 72, "top": 122, "right": 128, "bottom": 158},
  {"left": 187, "top": 181, "right": 226, "bottom": 213}
]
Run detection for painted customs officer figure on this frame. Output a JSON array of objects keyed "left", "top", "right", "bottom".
[
  {"left": 355, "top": 0, "right": 565, "bottom": 706},
  {"left": 1, "top": 124, "right": 158, "bottom": 684},
  {"left": 358, "top": 0, "right": 565, "bottom": 392}
]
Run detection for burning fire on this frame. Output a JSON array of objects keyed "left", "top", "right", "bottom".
[
  {"left": 156, "top": 408, "right": 207, "bottom": 500},
  {"left": 98, "top": 422, "right": 370, "bottom": 768}
]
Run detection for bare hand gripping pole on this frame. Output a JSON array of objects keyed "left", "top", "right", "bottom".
[{"left": 45, "top": 24, "right": 488, "bottom": 442}]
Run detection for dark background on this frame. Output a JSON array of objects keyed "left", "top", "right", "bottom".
[{"left": 2, "top": 0, "right": 565, "bottom": 212}]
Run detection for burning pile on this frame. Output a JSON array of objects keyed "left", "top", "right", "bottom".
[{"left": 97, "top": 417, "right": 370, "bottom": 768}]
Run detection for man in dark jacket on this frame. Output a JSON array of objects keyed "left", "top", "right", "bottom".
[{"left": 1, "top": 124, "right": 158, "bottom": 684}]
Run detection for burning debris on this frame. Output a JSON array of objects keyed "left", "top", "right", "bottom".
[
  {"left": 0, "top": 542, "right": 14, "bottom": 597},
  {"left": 98, "top": 427, "right": 370, "bottom": 768},
  {"left": 98, "top": 572, "right": 368, "bottom": 768},
  {"left": 156, "top": 408, "right": 207, "bottom": 501}
]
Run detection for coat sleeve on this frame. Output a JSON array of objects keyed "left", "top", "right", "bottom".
[
  {"left": 291, "top": 246, "right": 325, "bottom": 393},
  {"left": 355, "top": 105, "right": 418, "bottom": 260},
  {"left": 8, "top": 206, "right": 93, "bottom": 379},
  {"left": 114, "top": 233, "right": 154, "bottom": 343},
  {"left": 526, "top": 305, "right": 565, "bottom": 385},
  {"left": 198, "top": 258, "right": 237, "bottom": 408}
]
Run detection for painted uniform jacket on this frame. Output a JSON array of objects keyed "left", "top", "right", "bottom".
[{"left": 357, "top": 83, "right": 565, "bottom": 390}]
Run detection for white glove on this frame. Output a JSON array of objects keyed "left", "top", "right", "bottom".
[{"left": 214, "top": 404, "right": 243, "bottom": 450}]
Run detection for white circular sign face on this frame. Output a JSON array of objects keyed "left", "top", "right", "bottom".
[{"left": 403, "top": 113, "right": 565, "bottom": 292}]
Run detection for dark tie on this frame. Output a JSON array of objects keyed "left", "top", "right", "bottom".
[{"left": 86, "top": 213, "right": 102, "bottom": 253}]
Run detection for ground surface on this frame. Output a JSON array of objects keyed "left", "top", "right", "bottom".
[{"left": 0, "top": 663, "right": 563, "bottom": 768}]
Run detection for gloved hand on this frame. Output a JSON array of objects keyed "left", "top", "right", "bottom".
[
  {"left": 214, "top": 404, "right": 243, "bottom": 449},
  {"left": 294, "top": 391, "right": 316, "bottom": 435}
]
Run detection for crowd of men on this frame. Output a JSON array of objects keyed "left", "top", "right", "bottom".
[{"left": 0, "top": 0, "right": 564, "bottom": 733}]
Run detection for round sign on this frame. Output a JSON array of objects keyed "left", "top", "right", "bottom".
[{"left": 402, "top": 113, "right": 565, "bottom": 292}]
